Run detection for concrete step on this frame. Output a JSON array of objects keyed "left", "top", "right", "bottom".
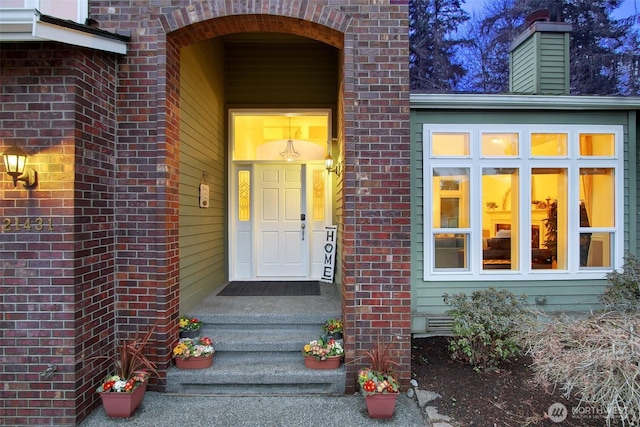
[
  {"left": 168, "top": 305, "right": 345, "bottom": 395},
  {"left": 166, "top": 351, "right": 346, "bottom": 395}
]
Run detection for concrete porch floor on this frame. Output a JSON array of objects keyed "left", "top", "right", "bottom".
[{"left": 189, "top": 281, "right": 343, "bottom": 317}]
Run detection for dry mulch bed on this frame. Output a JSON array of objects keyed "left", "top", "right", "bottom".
[{"left": 411, "top": 336, "right": 622, "bottom": 427}]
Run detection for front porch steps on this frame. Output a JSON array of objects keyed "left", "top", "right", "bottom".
[{"left": 166, "top": 304, "right": 345, "bottom": 395}]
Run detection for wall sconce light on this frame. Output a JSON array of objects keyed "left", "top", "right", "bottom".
[
  {"left": 2, "top": 143, "right": 38, "bottom": 188},
  {"left": 325, "top": 153, "right": 342, "bottom": 176}
]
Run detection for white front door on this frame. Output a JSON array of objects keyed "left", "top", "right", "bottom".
[{"left": 255, "top": 164, "right": 306, "bottom": 277}]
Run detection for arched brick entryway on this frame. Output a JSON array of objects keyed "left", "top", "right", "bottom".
[{"left": 116, "top": 0, "right": 411, "bottom": 395}]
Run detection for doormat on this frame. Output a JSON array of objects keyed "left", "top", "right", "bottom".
[{"left": 217, "top": 281, "right": 320, "bottom": 296}]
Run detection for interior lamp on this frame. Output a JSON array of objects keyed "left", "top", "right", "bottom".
[
  {"left": 280, "top": 117, "right": 300, "bottom": 162},
  {"left": 2, "top": 143, "right": 38, "bottom": 188}
]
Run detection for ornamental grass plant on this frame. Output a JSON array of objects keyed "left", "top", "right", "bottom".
[{"left": 357, "top": 336, "right": 400, "bottom": 395}]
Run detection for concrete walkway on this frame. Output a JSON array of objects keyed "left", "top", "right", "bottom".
[{"left": 79, "top": 391, "right": 430, "bottom": 427}]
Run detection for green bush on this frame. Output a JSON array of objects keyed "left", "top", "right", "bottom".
[
  {"left": 600, "top": 253, "right": 640, "bottom": 311},
  {"left": 443, "top": 287, "right": 530, "bottom": 371}
]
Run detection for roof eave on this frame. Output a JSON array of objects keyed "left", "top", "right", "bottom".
[{"left": 410, "top": 93, "right": 640, "bottom": 110}]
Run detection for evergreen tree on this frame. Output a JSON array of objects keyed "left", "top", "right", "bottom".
[
  {"left": 458, "top": 0, "right": 524, "bottom": 92},
  {"left": 459, "top": 0, "right": 632, "bottom": 94},
  {"left": 410, "top": 0, "right": 470, "bottom": 92}
]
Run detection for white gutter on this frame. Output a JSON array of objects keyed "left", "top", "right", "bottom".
[
  {"left": 410, "top": 93, "right": 640, "bottom": 110},
  {"left": 0, "top": 8, "right": 128, "bottom": 55}
]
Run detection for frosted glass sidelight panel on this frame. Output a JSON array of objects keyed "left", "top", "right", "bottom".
[
  {"left": 313, "top": 170, "right": 325, "bottom": 221},
  {"left": 238, "top": 170, "right": 250, "bottom": 221}
]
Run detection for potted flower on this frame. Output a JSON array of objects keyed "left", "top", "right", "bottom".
[
  {"left": 172, "top": 336, "right": 215, "bottom": 369},
  {"left": 323, "top": 318, "right": 343, "bottom": 340},
  {"left": 179, "top": 315, "right": 203, "bottom": 338},
  {"left": 357, "top": 337, "right": 401, "bottom": 419},
  {"left": 90, "top": 325, "right": 159, "bottom": 418},
  {"left": 302, "top": 337, "right": 344, "bottom": 369}
]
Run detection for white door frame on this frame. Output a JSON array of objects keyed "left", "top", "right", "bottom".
[{"left": 229, "top": 160, "right": 331, "bottom": 280}]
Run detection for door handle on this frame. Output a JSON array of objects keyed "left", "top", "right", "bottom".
[{"left": 301, "top": 223, "right": 306, "bottom": 241}]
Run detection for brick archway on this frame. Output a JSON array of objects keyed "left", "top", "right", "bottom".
[
  {"left": 119, "top": 0, "right": 410, "bottom": 395},
  {"left": 151, "top": 3, "right": 353, "bottom": 384}
]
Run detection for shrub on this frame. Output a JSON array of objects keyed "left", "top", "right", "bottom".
[
  {"left": 443, "top": 287, "right": 530, "bottom": 370},
  {"left": 521, "top": 311, "right": 640, "bottom": 426},
  {"left": 600, "top": 253, "right": 640, "bottom": 311}
]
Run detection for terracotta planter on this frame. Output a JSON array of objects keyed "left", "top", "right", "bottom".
[
  {"left": 303, "top": 355, "right": 341, "bottom": 370},
  {"left": 175, "top": 354, "right": 213, "bottom": 369},
  {"left": 99, "top": 382, "right": 147, "bottom": 418},
  {"left": 365, "top": 393, "right": 399, "bottom": 419},
  {"left": 179, "top": 329, "right": 201, "bottom": 339}
]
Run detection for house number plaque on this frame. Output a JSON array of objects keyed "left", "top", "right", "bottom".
[{"left": 2, "top": 217, "right": 54, "bottom": 232}]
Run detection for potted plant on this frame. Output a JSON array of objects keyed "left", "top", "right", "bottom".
[
  {"left": 357, "top": 337, "right": 401, "bottom": 419},
  {"left": 178, "top": 315, "right": 203, "bottom": 338},
  {"left": 301, "top": 337, "right": 344, "bottom": 369},
  {"left": 323, "top": 318, "right": 343, "bottom": 340},
  {"left": 172, "top": 336, "right": 215, "bottom": 369},
  {"left": 90, "top": 325, "right": 159, "bottom": 418}
]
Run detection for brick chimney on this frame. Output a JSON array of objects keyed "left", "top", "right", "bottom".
[{"left": 509, "top": 19, "right": 572, "bottom": 95}]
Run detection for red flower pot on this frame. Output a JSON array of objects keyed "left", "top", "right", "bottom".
[
  {"left": 303, "top": 355, "right": 341, "bottom": 369},
  {"left": 175, "top": 354, "right": 213, "bottom": 369},
  {"left": 99, "top": 382, "right": 147, "bottom": 418},
  {"left": 365, "top": 393, "right": 399, "bottom": 419}
]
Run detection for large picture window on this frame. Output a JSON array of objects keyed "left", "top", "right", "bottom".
[{"left": 423, "top": 125, "right": 623, "bottom": 280}]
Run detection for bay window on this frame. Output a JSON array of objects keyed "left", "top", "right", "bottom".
[{"left": 423, "top": 125, "right": 623, "bottom": 280}]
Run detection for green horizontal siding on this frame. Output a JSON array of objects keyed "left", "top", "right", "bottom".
[
  {"left": 225, "top": 41, "right": 338, "bottom": 106},
  {"left": 510, "top": 31, "right": 569, "bottom": 94},
  {"left": 179, "top": 39, "right": 228, "bottom": 314},
  {"left": 410, "top": 109, "right": 634, "bottom": 334}
]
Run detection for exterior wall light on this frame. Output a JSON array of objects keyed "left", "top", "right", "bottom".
[
  {"left": 2, "top": 144, "right": 38, "bottom": 188},
  {"left": 325, "top": 153, "right": 342, "bottom": 176}
]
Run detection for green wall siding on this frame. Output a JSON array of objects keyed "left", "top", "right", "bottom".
[
  {"left": 410, "top": 109, "right": 635, "bottom": 333},
  {"left": 179, "top": 39, "right": 228, "bottom": 313},
  {"left": 225, "top": 40, "right": 338, "bottom": 107},
  {"left": 510, "top": 31, "right": 569, "bottom": 95}
]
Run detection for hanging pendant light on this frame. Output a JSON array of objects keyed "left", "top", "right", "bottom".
[{"left": 280, "top": 117, "right": 300, "bottom": 162}]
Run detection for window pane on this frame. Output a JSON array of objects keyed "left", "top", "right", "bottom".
[
  {"left": 434, "top": 233, "right": 467, "bottom": 269},
  {"left": 532, "top": 168, "right": 567, "bottom": 270},
  {"left": 579, "top": 232, "right": 612, "bottom": 268},
  {"left": 238, "top": 170, "right": 250, "bottom": 221},
  {"left": 432, "top": 133, "right": 469, "bottom": 156},
  {"left": 531, "top": 133, "right": 567, "bottom": 157},
  {"left": 433, "top": 168, "right": 469, "bottom": 228},
  {"left": 580, "top": 134, "right": 615, "bottom": 156},
  {"left": 481, "top": 133, "right": 519, "bottom": 156},
  {"left": 482, "top": 168, "right": 519, "bottom": 270},
  {"left": 580, "top": 168, "right": 614, "bottom": 227}
]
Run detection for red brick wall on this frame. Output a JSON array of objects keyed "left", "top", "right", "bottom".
[{"left": 0, "top": 42, "right": 119, "bottom": 425}]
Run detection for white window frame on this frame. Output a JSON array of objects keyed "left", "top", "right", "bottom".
[{"left": 423, "top": 124, "right": 624, "bottom": 281}]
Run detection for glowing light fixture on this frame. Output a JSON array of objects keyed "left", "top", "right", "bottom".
[
  {"left": 325, "top": 153, "right": 342, "bottom": 176},
  {"left": 2, "top": 143, "right": 37, "bottom": 188},
  {"left": 280, "top": 117, "right": 300, "bottom": 162}
]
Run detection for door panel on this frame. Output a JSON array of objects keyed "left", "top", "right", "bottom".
[{"left": 256, "top": 164, "right": 306, "bottom": 277}]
